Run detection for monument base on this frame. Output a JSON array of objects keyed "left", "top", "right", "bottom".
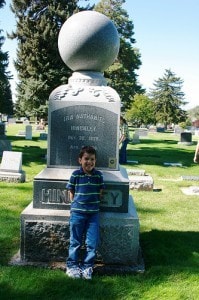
[
  {"left": 0, "top": 170, "right": 26, "bottom": 183},
  {"left": 10, "top": 251, "right": 144, "bottom": 274},
  {"left": 20, "top": 197, "right": 141, "bottom": 268}
]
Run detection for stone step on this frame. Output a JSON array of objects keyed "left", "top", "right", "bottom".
[
  {"left": 127, "top": 169, "right": 146, "bottom": 176},
  {"left": 129, "top": 175, "right": 154, "bottom": 191}
]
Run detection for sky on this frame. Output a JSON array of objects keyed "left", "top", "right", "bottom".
[{"left": 0, "top": 0, "right": 198, "bottom": 110}]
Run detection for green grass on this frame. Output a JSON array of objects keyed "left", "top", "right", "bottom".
[{"left": 0, "top": 124, "right": 198, "bottom": 300}]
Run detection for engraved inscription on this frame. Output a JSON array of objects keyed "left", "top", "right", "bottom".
[
  {"left": 40, "top": 188, "right": 122, "bottom": 207},
  {"left": 101, "top": 190, "right": 122, "bottom": 207},
  {"left": 41, "top": 189, "right": 70, "bottom": 204},
  {"left": 70, "top": 125, "right": 96, "bottom": 132},
  {"left": 49, "top": 105, "right": 117, "bottom": 168},
  {"left": 64, "top": 113, "right": 105, "bottom": 123}
]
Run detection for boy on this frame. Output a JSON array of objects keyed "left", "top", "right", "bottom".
[{"left": 66, "top": 146, "right": 105, "bottom": 280}]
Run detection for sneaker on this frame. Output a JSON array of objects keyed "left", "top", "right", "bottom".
[
  {"left": 66, "top": 267, "right": 81, "bottom": 279},
  {"left": 81, "top": 267, "right": 93, "bottom": 280}
]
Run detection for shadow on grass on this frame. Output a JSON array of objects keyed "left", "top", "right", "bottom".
[
  {"left": 0, "top": 235, "right": 19, "bottom": 265},
  {"left": 0, "top": 205, "right": 25, "bottom": 265},
  {"left": 127, "top": 144, "right": 195, "bottom": 167},
  {"left": 0, "top": 231, "right": 198, "bottom": 299},
  {"left": 129, "top": 138, "right": 178, "bottom": 145},
  {"left": 0, "top": 268, "right": 120, "bottom": 300},
  {"left": 141, "top": 229, "right": 199, "bottom": 271},
  {"left": 11, "top": 145, "right": 46, "bottom": 167},
  {"left": 4, "top": 135, "right": 47, "bottom": 167},
  {"left": 7, "top": 135, "right": 45, "bottom": 147}
]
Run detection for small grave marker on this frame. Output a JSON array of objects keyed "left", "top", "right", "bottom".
[
  {"left": 129, "top": 175, "right": 154, "bottom": 191},
  {"left": 181, "top": 186, "right": 199, "bottom": 195},
  {"left": 132, "top": 133, "right": 140, "bottom": 144},
  {"left": 163, "top": 162, "right": 183, "bottom": 167},
  {"left": 17, "top": 130, "right": 26, "bottom": 137},
  {"left": 181, "top": 175, "right": 199, "bottom": 181},
  {"left": 39, "top": 133, "right": 48, "bottom": 140},
  {"left": 178, "top": 132, "right": 193, "bottom": 145},
  {"left": 127, "top": 169, "right": 145, "bottom": 176},
  {"left": 25, "top": 125, "right": 32, "bottom": 140},
  {"left": 0, "top": 151, "right": 25, "bottom": 182},
  {"left": 127, "top": 160, "right": 139, "bottom": 164}
]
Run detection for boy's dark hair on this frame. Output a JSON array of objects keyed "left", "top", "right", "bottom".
[{"left": 79, "top": 146, "right": 97, "bottom": 158}]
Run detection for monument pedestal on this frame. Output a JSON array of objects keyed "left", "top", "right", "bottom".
[
  {"left": 20, "top": 196, "right": 141, "bottom": 270},
  {"left": 19, "top": 166, "right": 142, "bottom": 270}
]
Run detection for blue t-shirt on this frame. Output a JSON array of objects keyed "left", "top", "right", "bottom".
[{"left": 66, "top": 167, "right": 105, "bottom": 213}]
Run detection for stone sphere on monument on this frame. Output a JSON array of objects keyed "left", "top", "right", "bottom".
[{"left": 58, "top": 11, "right": 120, "bottom": 72}]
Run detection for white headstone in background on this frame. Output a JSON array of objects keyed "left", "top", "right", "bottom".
[
  {"left": 135, "top": 129, "right": 148, "bottom": 137},
  {"left": 0, "top": 151, "right": 22, "bottom": 172},
  {"left": 132, "top": 133, "right": 140, "bottom": 144},
  {"left": 195, "top": 130, "right": 199, "bottom": 136},
  {"left": 8, "top": 118, "right": 16, "bottom": 124},
  {"left": 25, "top": 125, "right": 32, "bottom": 140},
  {"left": 0, "top": 151, "right": 25, "bottom": 182}
]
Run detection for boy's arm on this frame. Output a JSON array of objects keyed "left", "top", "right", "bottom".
[
  {"left": 66, "top": 172, "right": 76, "bottom": 202},
  {"left": 99, "top": 189, "right": 104, "bottom": 200},
  {"left": 67, "top": 190, "right": 74, "bottom": 202}
]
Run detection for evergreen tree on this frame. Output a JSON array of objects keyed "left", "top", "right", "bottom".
[
  {"left": 150, "top": 69, "right": 187, "bottom": 128},
  {"left": 9, "top": 0, "right": 85, "bottom": 119},
  {"left": 0, "top": 1, "right": 13, "bottom": 116},
  {"left": 94, "top": 0, "right": 143, "bottom": 111},
  {"left": 0, "top": 0, "right": 5, "bottom": 8}
]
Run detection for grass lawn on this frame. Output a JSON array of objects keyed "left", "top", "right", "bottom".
[{"left": 0, "top": 124, "right": 198, "bottom": 300}]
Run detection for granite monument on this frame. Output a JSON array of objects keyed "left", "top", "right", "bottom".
[{"left": 19, "top": 11, "right": 142, "bottom": 272}]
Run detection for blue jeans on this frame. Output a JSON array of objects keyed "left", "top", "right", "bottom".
[
  {"left": 67, "top": 212, "right": 99, "bottom": 269},
  {"left": 119, "top": 138, "right": 129, "bottom": 164}
]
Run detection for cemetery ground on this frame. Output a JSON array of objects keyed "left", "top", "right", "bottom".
[{"left": 0, "top": 124, "right": 198, "bottom": 300}]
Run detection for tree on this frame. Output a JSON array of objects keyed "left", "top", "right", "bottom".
[
  {"left": 0, "top": 0, "right": 5, "bottom": 8},
  {"left": 125, "top": 94, "right": 155, "bottom": 127},
  {"left": 0, "top": 0, "right": 13, "bottom": 116},
  {"left": 149, "top": 69, "right": 187, "bottom": 128},
  {"left": 94, "top": 0, "right": 143, "bottom": 111},
  {"left": 188, "top": 106, "right": 199, "bottom": 121},
  {"left": 9, "top": 0, "right": 87, "bottom": 119}
]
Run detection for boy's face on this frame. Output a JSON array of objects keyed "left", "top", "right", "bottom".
[{"left": 79, "top": 152, "right": 96, "bottom": 174}]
